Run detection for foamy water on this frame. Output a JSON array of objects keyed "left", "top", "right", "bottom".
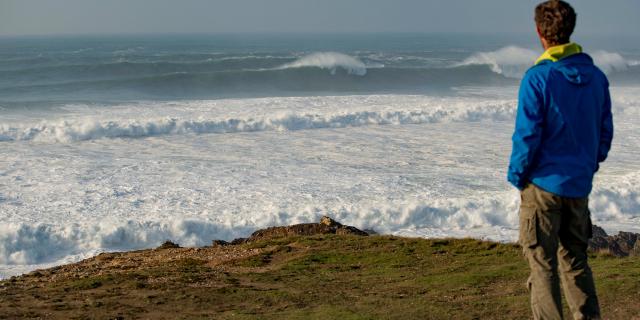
[{"left": 1, "top": 35, "right": 639, "bottom": 278}]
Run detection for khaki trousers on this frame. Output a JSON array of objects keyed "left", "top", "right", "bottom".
[{"left": 519, "top": 184, "right": 601, "bottom": 320}]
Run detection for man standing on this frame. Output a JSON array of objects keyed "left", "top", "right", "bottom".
[{"left": 508, "top": 1, "right": 613, "bottom": 319}]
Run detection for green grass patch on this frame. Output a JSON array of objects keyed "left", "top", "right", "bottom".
[
  {"left": 68, "top": 274, "right": 114, "bottom": 290},
  {"left": 1, "top": 235, "right": 639, "bottom": 319}
]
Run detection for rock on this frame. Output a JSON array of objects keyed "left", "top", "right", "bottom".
[
  {"left": 320, "top": 216, "right": 342, "bottom": 227},
  {"left": 615, "top": 231, "right": 639, "bottom": 254},
  {"left": 209, "top": 217, "right": 367, "bottom": 246},
  {"left": 237, "top": 216, "right": 368, "bottom": 243},
  {"left": 588, "top": 225, "right": 640, "bottom": 257},
  {"left": 589, "top": 237, "right": 626, "bottom": 257},
  {"left": 211, "top": 240, "right": 230, "bottom": 247},
  {"left": 230, "top": 238, "right": 247, "bottom": 245},
  {"left": 157, "top": 241, "right": 180, "bottom": 249},
  {"left": 336, "top": 225, "right": 369, "bottom": 236},
  {"left": 247, "top": 223, "right": 335, "bottom": 242},
  {"left": 591, "top": 224, "right": 608, "bottom": 238}
]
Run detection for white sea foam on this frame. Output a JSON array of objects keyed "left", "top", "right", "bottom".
[
  {"left": 3, "top": 85, "right": 636, "bottom": 143},
  {"left": 278, "top": 52, "right": 371, "bottom": 75},
  {"left": 0, "top": 219, "right": 245, "bottom": 265},
  {"left": 1, "top": 88, "right": 639, "bottom": 279},
  {"left": 591, "top": 171, "right": 640, "bottom": 222},
  {"left": 0, "top": 193, "right": 519, "bottom": 266},
  {"left": 1, "top": 171, "right": 639, "bottom": 269},
  {"left": 0, "top": 96, "right": 517, "bottom": 143}
]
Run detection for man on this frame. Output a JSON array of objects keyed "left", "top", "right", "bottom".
[{"left": 507, "top": 1, "right": 613, "bottom": 319}]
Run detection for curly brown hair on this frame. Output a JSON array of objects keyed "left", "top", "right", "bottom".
[{"left": 535, "top": 1, "right": 577, "bottom": 46}]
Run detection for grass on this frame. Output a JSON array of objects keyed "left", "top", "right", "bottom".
[{"left": 1, "top": 235, "right": 638, "bottom": 319}]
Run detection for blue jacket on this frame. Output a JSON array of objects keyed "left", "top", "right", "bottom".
[{"left": 507, "top": 43, "right": 614, "bottom": 198}]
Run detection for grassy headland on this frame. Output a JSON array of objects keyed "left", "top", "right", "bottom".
[{"left": 1, "top": 235, "right": 639, "bottom": 319}]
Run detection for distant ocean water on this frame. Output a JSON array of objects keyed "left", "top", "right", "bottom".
[{"left": 1, "top": 34, "right": 639, "bottom": 278}]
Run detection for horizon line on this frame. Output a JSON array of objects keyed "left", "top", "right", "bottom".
[{"left": 0, "top": 31, "right": 547, "bottom": 38}]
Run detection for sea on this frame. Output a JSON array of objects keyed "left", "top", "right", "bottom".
[{"left": 1, "top": 33, "right": 639, "bottom": 278}]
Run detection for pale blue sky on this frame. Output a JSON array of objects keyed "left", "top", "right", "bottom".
[{"left": 1, "top": 0, "right": 638, "bottom": 36}]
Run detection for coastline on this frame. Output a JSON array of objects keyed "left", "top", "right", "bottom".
[
  {"left": 1, "top": 219, "right": 639, "bottom": 319},
  {"left": 1, "top": 217, "right": 638, "bottom": 280}
]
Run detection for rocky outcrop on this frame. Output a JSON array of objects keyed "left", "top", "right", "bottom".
[
  {"left": 211, "top": 240, "right": 230, "bottom": 247},
  {"left": 157, "top": 240, "right": 180, "bottom": 249},
  {"left": 212, "top": 216, "right": 369, "bottom": 246},
  {"left": 588, "top": 225, "right": 640, "bottom": 257}
]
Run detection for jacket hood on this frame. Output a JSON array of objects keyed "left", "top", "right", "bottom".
[
  {"left": 535, "top": 43, "right": 583, "bottom": 65},
  {"left": 535, "top": 43, "right": 595, "bottom": 85},
  {"left": 553, "top": 54, "right": 595, "bottom": 85}
]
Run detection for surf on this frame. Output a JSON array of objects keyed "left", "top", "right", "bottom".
[{"left": 0, "top": 95, "right": 518, "bottom": 142}]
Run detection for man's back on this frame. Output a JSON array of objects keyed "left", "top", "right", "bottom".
[{"left": 508, "top": 44, "right": 613, "bottom": 197}]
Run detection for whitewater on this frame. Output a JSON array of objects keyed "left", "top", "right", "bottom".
[{"left": 1, "top": 34, "right": 639, "bottom": 278}]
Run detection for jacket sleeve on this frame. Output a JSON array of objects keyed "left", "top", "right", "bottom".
[
  {"left": 597, "top": 81, "right": 613, "bottom": 165},
  {"left": 507, "top": 71, "right": 545, "bottom": 190}
]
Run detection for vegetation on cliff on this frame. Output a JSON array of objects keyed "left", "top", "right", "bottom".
[{"left": 1, "top": 233, "right": 639, "bottom": 319}]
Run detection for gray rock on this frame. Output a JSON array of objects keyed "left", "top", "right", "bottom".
[
  {"left": 226, "top": 216, "right": 368, "bottom": 244},
  {"left": 588, "top": 225, "right": 640, "bottom": 257},
  {"left": 211, "top": 240, "right": 230, "bottom": 247},
  {"left": 157, "top": 240, "right": 180, "bottom": 249},
  {"left": 335, "top": 225, "right": 369, "bottom": 236},
  {"left": 591, "top": 224, "right": 608, "bottom": 238},
  {"left": 230, "top": 238, "right": 248, "bottom": 245}
]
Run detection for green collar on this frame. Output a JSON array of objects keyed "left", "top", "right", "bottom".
[{"left": 535, "top": 42, "right": 582, "bottom": 65}]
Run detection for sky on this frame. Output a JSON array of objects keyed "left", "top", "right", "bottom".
[{"left": 1, "top": 0, "right": 639, "bottom": 37}]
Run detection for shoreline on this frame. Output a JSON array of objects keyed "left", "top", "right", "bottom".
[
  {"left": 1, "top": 226, "right": 639, "bottom": 319},
  {"left": 2, "top": 217, "right": 638, "bottom": 281}
]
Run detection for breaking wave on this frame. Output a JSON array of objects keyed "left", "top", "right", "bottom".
[
  {"left": 457, "top": 46, "right": 638, "bottom": 78},
  {"left": 0, "top": 219, "right": 247, "bottom": 265},
  {"left": 2, "top": 172, "right": 639, "bottom": 267},
  {"left": 2, "top": 48, "right": 638, "bottom": 102},
  {"left": 590, "top": 50, "right": 631, "bottom": 74},
  {"left": 3, "top": 85, "right": 636, "bottom": 143},
  {"left": 0, "top": 99, "right": 517, "bottom": 143},
  {"left": 0, "top": 65, "right": 512, "bottom": 102},
  {"left": 0, "top": 190, "right": 523, "bottom": 265},
  {"left": 457, "top": 46, "right": 539, "bottom": 78},
  {"left": 277, "top": 52, "right": 378, "bottom": 76}
]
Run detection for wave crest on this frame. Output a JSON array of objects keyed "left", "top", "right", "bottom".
[
  {"left": 458, "top": 46, "right": 636, "bottom": 78},
  {"left": 457, "top": 46, "right": 538, "bottom": 78},
  {"left": 591, "top": 50, "right": 630, "bottom": 74},
  {"left": 278, "top": 52, "right": 371, "bottom": 76},
  {"left": 0, "top": 100, "right": 517, "bottom": 143}
]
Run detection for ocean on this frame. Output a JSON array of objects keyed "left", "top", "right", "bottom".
[{"left": 1, "top": 33, "right": 639, "bottom": 278}]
